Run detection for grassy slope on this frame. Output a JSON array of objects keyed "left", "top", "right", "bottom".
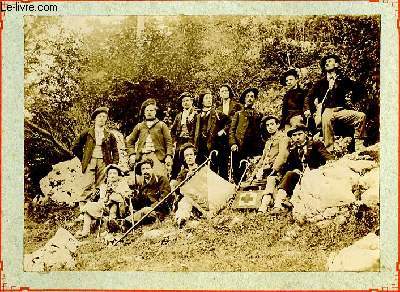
[{"left": 24, "top": 202, "right": 379, "bottom": 272}]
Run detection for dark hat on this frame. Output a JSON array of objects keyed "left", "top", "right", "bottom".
[
  {"left": 262, "top": 115, "right": 280, "bottom": 124},
  {"left": 178, "top": 92, "right": 194, "bottom": 101},
  {"left": 139, "top": 98, "right": 157, "bottom": 118},
  {"left": 135, "top": 158, "right": 154, "bottom": 175},
  {"left": 239, "top": 87, "right": 259, "bottom": 104},
  {"left": 287, "top": 123, "right": 309, "bottom": 137},
  {"left": 91, "top": 106, "right": 109, "bottom": 120},
  {"left": 280, "top": 68, "right": 299, "bottom": 86},
  {"left": 179, "top": 142, "right": 197, "bottom": 160},
  {"left": 320, "top": 53, "right": 341, "bottom": 71},
  {"left": 105, "top": 164, "right": 125, "bottom": 177}
]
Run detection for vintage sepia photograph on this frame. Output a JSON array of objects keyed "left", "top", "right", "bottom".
[{"left": 24, "top": 15, "right": 380, "bottom": 272}]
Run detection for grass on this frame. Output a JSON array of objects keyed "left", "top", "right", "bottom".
[{"left": 24, "top": 200, "right": 379, "bottom": 272}]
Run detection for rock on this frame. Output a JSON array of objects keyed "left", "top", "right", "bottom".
[
  {"left": 24, "top": 228, "right": 80, "bottom": 272},
  {"left": 358, "top": 167, "right": 379, "bottom": 190},
  {"left": 341, "top": 158, "right": 377, "bottom": 174},
  {"left": 334, "top": 214, "right": 347, "bottom": 226},
  {"left": 39, "top": 158, "right": 86, "bottom": 205},
  {"left": 316, "top": 219, "right": 332, "bottom": 229},
  {"left": 361, "top": 186, "right": 379, "bottom": 207},
  {"left": 327, "top": 233, "right": 379, "bottom": 271},
  {"left": 323, "top": 207, "right": 340, "bottom": 219},
  {"left": 142, "top": 228, "right": 177, "bottom": 243},
  {"left": 291, "top": 167, "right": 356, "bottom": 222}
]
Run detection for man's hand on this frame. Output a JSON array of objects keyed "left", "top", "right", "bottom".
[
  {"left": 164, "top": 155, "right": 172, "bottom": 166},
  {"left": 231, "top": 144, "right": 238, "bottom": 152},
  {"left": 128, "top": 155, "right": 136, "bottom": 168},
  {"left": 217, "top": 129, "right": 225, "bottom": 136},
  {"left": 304, "top": 110, "right": 311, "bottom": 118}
]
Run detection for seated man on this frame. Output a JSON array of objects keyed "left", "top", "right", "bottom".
[
  {"left": 171, "top": 143, "right": 202, "bottom": 228},
  {"left": 127, "top": 158, "right": 172, "bottom": 225},
  {"left": 76, "top": 164, "right": 130, "bottom": 238},
  {"left": 248, "top": 115, "right": 289, "bottom": 213},
  {"left": 271, "top": 123, "right": 333, "bottom": 214}
]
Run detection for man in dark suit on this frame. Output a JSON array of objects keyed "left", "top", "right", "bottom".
[
  {"left": 280, "top": 69, "right": 307, "bottom": 130},
  {"left": 304, "top": 54, "right": 366, "bottom": 152},
  {"left": 229, "top": 87, "right": 263, "bottom": 184},
  {"left": 215, "top": 84, "right": 243, "bottom": 180},
  {"left": 271, "top": 123, "right": 333, "bottom": 214},
  {"left": 170, "top": 92, "right": 197, "bottom": 179}
]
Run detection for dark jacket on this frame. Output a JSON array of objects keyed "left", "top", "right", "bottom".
[
  {"left": 281, "top": 86, "right": 307, "bottom": 126},
  {"left": 130, "top": 174, "right": 172, "bottom": 214},
  {"left": 126, "top": 119, "right": 173, "bottom": 162},
  {"left": 170, "top": 108, "right": 197, "bottom": 144},
  {"left": 229, "top": 108, "right": 262, "bottom": 153},
  {"left": 72, "top": 127, "right": 119, "bottom": 173},
  {"left": 217, "top": 99, "right": 244, "bottom": 133},
  {"left": 194, "top": 109, "right": 229, "bottom": 151},
  {"left": 305, "top": 73, "right": 364, "bottom": 113},
  {"left": 284, "top": 139, "right": 333, "bottom": 172}
]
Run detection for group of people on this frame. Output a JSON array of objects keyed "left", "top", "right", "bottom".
[{"left": 71, "top": 53, "right": 368, "bottom": 237}]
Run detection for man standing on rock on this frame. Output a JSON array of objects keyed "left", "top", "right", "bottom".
[
  {"left": 126, "top": 98, "right": 173, "bottom": 178},
  {"left": 229, "top": 87, "right": 263, "bottom": 184},
  {"left": 304, "top": 54, "right": 366, "bottom": 152},
  {"left": 280, "top": 69, "right": 307, "bottom": 130},
  {"left": 271, "top": 123, "right": 333, "bottom": 214},
  {"left": 72, "top": 106, "right": 119, "bottom": 203},
  {"left": 170, "top": 92, "right": 197, "bottom": 179}
]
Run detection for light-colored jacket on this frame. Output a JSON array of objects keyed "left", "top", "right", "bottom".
[{"left": 255, "top": 131, "right": 289, "bottom": 173}]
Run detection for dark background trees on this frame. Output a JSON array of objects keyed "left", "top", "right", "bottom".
[{"left": 24, "top": 15, "right": 380, "bottom": 199}]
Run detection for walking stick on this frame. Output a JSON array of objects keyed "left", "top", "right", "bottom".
[
  {"left": 228, "top": 150, "right": 233, "bottom": 183},
  {"left": 113, "top": 156, "right": 213, "bottom": 246},
  {"left": 236, "top": 159, "right": 250, "bottom": 190},
  {"left": 207, "top": 150, "right": 218, "bottom": 168}
]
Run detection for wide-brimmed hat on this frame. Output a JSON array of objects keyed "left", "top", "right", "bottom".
[
  {"left": 178, "top": 92, "right": 194, "bottom": 102},
  {"left": 280, "top": 68, "right": 299, "bottom": 86},
  {"left": 287, "top": 123, "right": 309, "bottom": 137},
  {"left": 105, "top": 164, "right": 125, "bottom": 177},
  {"left": 320, "top": 53, "right": 341, "bottom": 71},
  {"left": 262, "top": 115, "right": 280, "bottom": 124},
  {"left": 91, "top": 106, "right": 109, "bottom": 120},
  {"left": 239, "top": 87, "right": 259, "bottom": 104},
  {"left": 139, "top": 98, "right": 157, "bottom": 118},
  {"left": 135, "top": 158, "right": 154, "bottom": 175}
]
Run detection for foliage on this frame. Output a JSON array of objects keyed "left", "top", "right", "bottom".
[{"left": 24, "top": 15, "right": 381, "bottom": 198}]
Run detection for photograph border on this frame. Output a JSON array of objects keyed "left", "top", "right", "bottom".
[{"left": 1, "top": 0, "right": 399, "bottom": 290}]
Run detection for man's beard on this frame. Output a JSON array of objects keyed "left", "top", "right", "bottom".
[{"left": 146, "top": 117, "right": 156, "bottom": 121}]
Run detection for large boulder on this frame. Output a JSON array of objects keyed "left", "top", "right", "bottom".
[
  {"left": 327, "top": 233, "right": 379, "bottom": 271},
  {"left": 291, "top": 151, "right": 379, "bottom": 223},
  {"left": 39, "top": 158, "right": 86, "bottom": 205},
  {"left": 24, "top": 228, "right": 80, "bottom": 271}
]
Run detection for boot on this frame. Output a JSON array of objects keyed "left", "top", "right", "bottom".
[
  {"left": 258, "top": 194, "right": 272, "bottom": 213},
  {"left": 270, "top": 189, "right": 288, "bottom": 215},
  {"left": 354, "top": 138, "right": 365, "bottom": 153}
]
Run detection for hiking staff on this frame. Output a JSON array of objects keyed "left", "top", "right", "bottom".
[
  {"left": 207, "top": 150, "right": 218, "bottom": 168},
  {"left": 236, "top": 159, "right": 250, "bottom": 190},
  {"left": 228, "top": 150, "right": 233, "bottom": 183},
  {"left": 113, "top": 155, "right": 213, "bottom": 246}
]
